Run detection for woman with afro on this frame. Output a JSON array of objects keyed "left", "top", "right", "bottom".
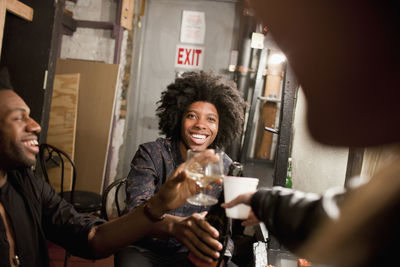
[{"left": 116, "top": 71, "right": 247, "bottom": 267}]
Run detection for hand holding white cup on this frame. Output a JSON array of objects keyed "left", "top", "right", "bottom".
[{"left": 222, "top": 176, "right": 259, "bottom": 219}]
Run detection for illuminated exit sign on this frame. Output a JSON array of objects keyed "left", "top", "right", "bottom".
[{"left": 175, "top": 44, "right": 205, "bottom": 70}]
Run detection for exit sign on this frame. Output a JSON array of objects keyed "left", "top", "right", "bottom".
[{"left": 175, "top": 44, "right": 204, "bottom": 70}]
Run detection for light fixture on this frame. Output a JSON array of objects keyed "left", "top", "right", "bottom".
[{"left": 268, "top": 53, "right": 286, "bottom": 65}]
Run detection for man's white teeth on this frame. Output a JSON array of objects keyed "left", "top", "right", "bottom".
[
  {"left": 192, "top": 134, "right": 206, "bottom": 140},
  {"left": 24, "top": 140, "right": 38, "bottom": 146}
]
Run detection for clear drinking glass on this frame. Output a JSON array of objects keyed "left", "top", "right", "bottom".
[{"left": 185, "top": 149, "right": 224, "bottom": 206}]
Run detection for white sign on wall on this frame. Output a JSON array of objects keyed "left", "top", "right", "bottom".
[
  {"left": 251, "top": 32, "right": 265, "bottom": 49},
  {"left": 180, "top": 10, "right": 206, "bottom": 44},
  {"left": 175, "top": 44, "right": 205, "bottom": 70}
]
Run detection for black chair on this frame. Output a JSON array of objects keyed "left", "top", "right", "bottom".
[
  {"left": 39, "top": 143, "right": 102, "bottom": 214},
  {"left": 39, "top": 143, "right": 103, "bottom": 267},
  {"left": 101, "top": 178, "right": 127, "bottom": 221}
]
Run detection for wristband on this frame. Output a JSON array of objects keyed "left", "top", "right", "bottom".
[{"left": 142, "top": 200, "right": 165, "bottom": 222}]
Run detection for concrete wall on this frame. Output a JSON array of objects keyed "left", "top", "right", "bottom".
[
  {"left": 291, "top": 88, "right": 348, "bottom": 194},
  {"left": 61, "top": 0, "right": 117, "bottom": 64}
]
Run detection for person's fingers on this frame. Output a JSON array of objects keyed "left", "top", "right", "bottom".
[
  {"left": 169, "top": 168, "right": 199, "bottom": 194},
  {"left": 156, "top": 168, "right": 200, "bottom": 211},
  {"left": 241, "top": 211, "right": 260, "bottom": 226},
  {"left": 173, "top": 170, "right": 186, "bottom": 183},
  {"left": 191, "top": 213, "right": 219, "bottom": 239},
  {"left": 241, "top": 216, "right": 260, "bottom": 226},
  {"left": 179, "top": 219, "right": 221, "bottom": 261},
  {"left": 185, "top": 240, "right": 220, "bottom": 263},
  {"left": 221, "top": 192, "right": 254, "bottom": 208},
  {"left": 241, "top": 219, "right": 260, "bottom": 227},
  {"left": 199, "top": 211, "right": 208, "bottom": 217},
  {"left": 168, "top": 164, "right": 188, "bottom": 183},
  {"left": 182, "top": 234, "right": 221, "bottom": 262},
  {"left": 179, "top": 170, "right": 200, "bottom": 191},
  {"left": 205, "top": 178, "right": 222, "bottom": 190}
]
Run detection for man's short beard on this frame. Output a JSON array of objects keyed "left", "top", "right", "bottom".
[{"left": 0, "top": 149, "right": 35, "bottom": 171}]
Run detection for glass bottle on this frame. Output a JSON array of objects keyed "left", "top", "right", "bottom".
[
  {"left": 228, "top": 161, "right": 243, "bottom": 177},
  {"left": 188, "top": 162, "right": 243, "bottom": 266},
  {"left": 285, "top": 157, "right": 293, "bottom": 188}
]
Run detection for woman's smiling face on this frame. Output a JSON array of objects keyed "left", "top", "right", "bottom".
[{"left": 180, "top": 101, "right": 219, "bottom": 151}]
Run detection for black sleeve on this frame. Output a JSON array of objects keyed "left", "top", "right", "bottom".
[
  {"left": 36, "top": 177, "right": 105, "bottom": 259},
  {"left": 251, "top": 186, "right": 346, "bottom": 251}
]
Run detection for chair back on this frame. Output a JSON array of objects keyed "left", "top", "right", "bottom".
[
  {"left": 38, "top": 143, "right": 77, "bottom": 200},
  {"left": 101, "top": 178, "right": 127, "bottom": 220}
]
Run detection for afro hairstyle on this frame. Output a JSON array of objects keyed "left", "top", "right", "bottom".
[{"left": 156, "top": 71, "right": 248, "bottom": 149}]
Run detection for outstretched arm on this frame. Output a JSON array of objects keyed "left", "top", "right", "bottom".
[
  {"left": 88, "top": 150, "right": 222, "bottom": 263},
  {"left": 223, "top": 186, "right": 346, "bottom": 251}
]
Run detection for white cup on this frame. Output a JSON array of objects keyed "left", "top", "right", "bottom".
[{"left": 223, "top": 176, "right": 259, "bottom": 219}]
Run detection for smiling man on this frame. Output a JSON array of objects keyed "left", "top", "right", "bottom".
[
  {"left": 119, "top": 71, "right": 247, "bottom": 267},
  {"left": 0, "top": 91, "right": 40, "bottom": 175},
  {"left": 0, "top": 89, "right": 43, "bottom": 267}
]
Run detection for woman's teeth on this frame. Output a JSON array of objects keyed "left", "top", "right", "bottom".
[{"left": 192, "top": 134, "right": 206, "bottom": 140}]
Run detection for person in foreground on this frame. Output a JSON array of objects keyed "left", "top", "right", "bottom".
[
  {"left": 0, "top": 79, "right": 222, "bottom": 266},
  {"left": 117, "top": 71, "right": 247, "bottom": 266},
  {"left": 224, "top": 1, "right": 400, "bottom": 267}
]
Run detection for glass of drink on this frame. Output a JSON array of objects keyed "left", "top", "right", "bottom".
[{"left": 185, "top": 149, "right": 224, "bottom": 206}]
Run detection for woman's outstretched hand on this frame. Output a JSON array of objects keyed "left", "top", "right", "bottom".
[{"left": 153, "top": 149, "right": 220, "bottom": 213}]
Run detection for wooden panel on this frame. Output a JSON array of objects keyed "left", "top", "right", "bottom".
[
  {"left": 264, "top": 50, "right": 284, "bottom": 99},
  {"left": 120, "top": 0, "right": 134, "bottom": 30},
  {"left": 46, "top": 73, "right": 80, "bottom": 192},
  {"left": 255, "top": 102, "right": 278, "bottom": 160},
  {"left": 56, "top": 59, "right": 119, "bottom": 194},
  {"left": 6, "top": 0, "right": 34, "bottom": 21},
  {"left": 254, "top": 50, "right": 284, "bottom": 160},
  {"left": 0, "top": 0, "right": 6, "bottom": 55}
]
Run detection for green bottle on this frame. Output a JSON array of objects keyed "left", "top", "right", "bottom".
[{"left": 285, "top": 158, "right": 293, "bottom": 188}]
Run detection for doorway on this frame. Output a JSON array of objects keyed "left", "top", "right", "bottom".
[{"left": 118, "top": 0, "right": 241, "bottom": 176}]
